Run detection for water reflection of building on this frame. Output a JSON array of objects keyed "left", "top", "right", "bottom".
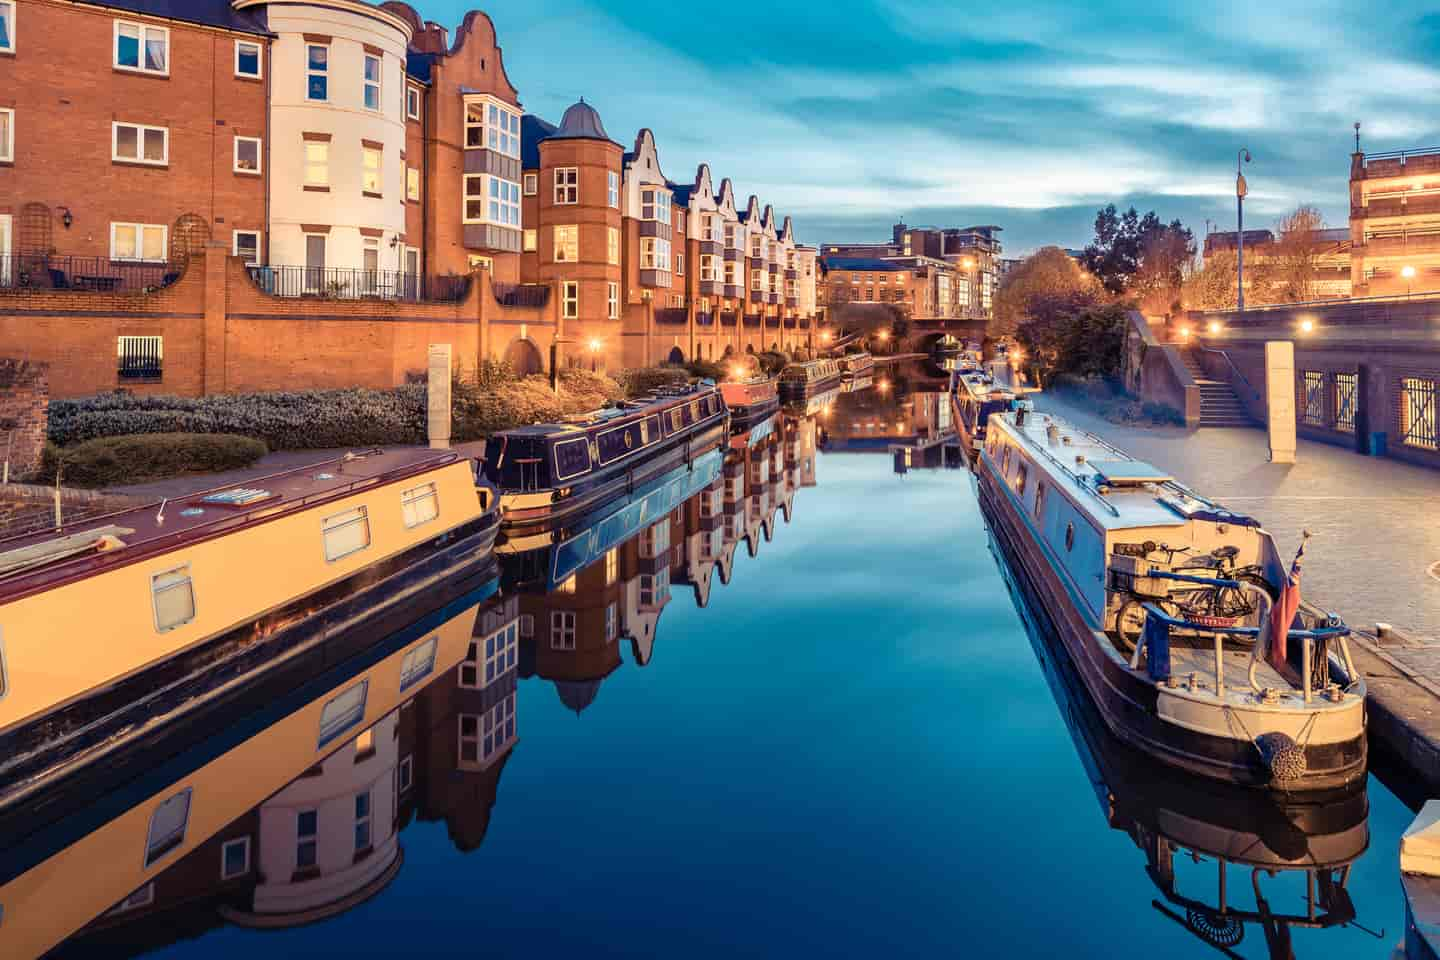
[{"left": 820, "top": 365, "right": 959, "bottom": 472}]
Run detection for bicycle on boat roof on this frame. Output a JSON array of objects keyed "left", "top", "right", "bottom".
[{"left": 1112, "top": 542, "right": 1277, "bottom": 652}]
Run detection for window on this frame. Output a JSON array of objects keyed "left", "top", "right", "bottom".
[
  {"left": 400, "top": 481, "right": 438, "bottom": 528},
  {"left": 221, "top": 837, "right": 251, "bottom": 880},
  {"left": 519, "top": 613, "right": 534, "bottom": 637},
  {"left": 322, "top": 506, "right": 370, "bottom": 562},
  {"left": 1300, "top": 371, "right": 1325, "bottom": 426},
  {"left": 676, "top": 253, "right": 685, "bottom": 276},
  {"left": 354, "top": 791, "right": 372, "bottom": 851},
  {"left": 639, "top": 569, "right": 669, "bottom": 607},
  {"left": 551, "top": 610, "right": 576, "bottom": 650},
  {"left": 406, "top": 84, "right": 421, "bottom": 119},
  {"left": 554, "top": 224, "right": 578, "bottom": 262},
  {"left": 318, "top": 679, "right": 368, "bottom": 747},
  {"left": 362, "top": 238, "right": 380, "bottom": 287},
  {"left": 1014, "top": 463, "right": 1028, "bottom": 497},
  {"left": 306, "top": 44, "right": 328, "bottom": 100},
  {"left": 1401, "top": 377, "right": 1438, "bottom": 451},
  {"left": 607, "top": 226, "right": 620, "bottom": 265},
  {"left": 398, "top": 755, "right": 413, "bottom": 792},
  {"left": 641, "top": 237, "right": 670, "bottom": 270},
  {"left": 1033, "top": 481, "right": 1046, "bottom": 521},
  {"left": 461, "top": 620, "right": 517, "bottom": 688},
  {"left": 476, "top": 100, "right": 520, "bottom": 157},
  {"left": 151, "top": 564, "right": 194, "bottom": 631},
  {"left": 362, "top": 145, "right": 382, "bottom": 194},
  {"left": 145, "top": 788, "right": 191, "bottom": 867},
  {"left": 0, "top": 2, "right": 12, "bottom": 54},
  {"left": 233, "top": 135, "right": 261, "bottom": 174},
  {"left": 399, "top": 635, "right": 438, "bottom": 692},
  {"left": 304, "top": 234, "right": 326, "bottom": 289},
  {"left": 234, "top": 40, "right": 261, "bottom": 79},
  {"left": 562, "top": 280, "right": 578, "bottom": 319},
  {"left": 361, "top": 53, "right": 382, "bottom": 111},
  {"left": 233, "top": 230, "right": 260, "bottom": 266},
  {"left": 751, "top": 269, "right": 763, "bottom": 291},
  {"left": 111, "top": 223, "right": 166, "bottom": 261},
  {"left": 702, "top": 214, "right": 715, "bottom": 241},
  {"left": 604, "top": 547, "right": 618, "bottom": 585},
  {"left": 605, "top": 602, "right": 617, "bottom": 642},
  {"left": 1065, "top": 522, "right": 1075, "bottom": 552},
  {"left": 641, "top": 187, "right": 671, "bottom": 224},
  {"left": 1334, "top": 372, "right": 1357, "bottom": 433},
  {"left": 463, "top": 174, "right": 519, "bottom": 226},
  {"left": 112, "top": 121, "right": 167, "bottom": 165},
  {"left": 751, "top": 235, "right": 762, "bottom": 258},
  {"left": 459, "top": 695, "right": 515, "bottom": 767},
  {"left": 554, "top": 167, "right": 578, "bottom": 204},
  {"left": 523, "top": 229, "right": 536, "bottom": 252},
  {"left": 523, "top": 172, "right": 537, "bottom": 195},
  {"left": 465, "top": 100, "right": 485, "bottom": 146},
  {"left": 109, "top": 884, "right": 155, "bottom": 915},
  {"left": 608, "top": 171, "right": 620, "bottom": 208},
  {"left": 724, "top": 261, "right": 738, "bottom": 285},
  {"left": 115, "top": 21, "right": 168, "bottom": 75},
  {"left": 296, "top": 810, "right": 318, "bottom": 869},
  {"left": 701, "top": 255, "right": 718, "bottom": 282},
  {"left": 724, "top": 224, "right": 737, "bottom": 248},
  {"left": 304, "top": 141, "right": 328, "bottom": 187},
  {"left": 607, "top": 281, "right": 619, "bottom": 319},
  {"left": 406, "top": 166, "right": 420, "bottom": 201},
  {"left": 0, "top": 108, "right": 10, "bottom": 163}
]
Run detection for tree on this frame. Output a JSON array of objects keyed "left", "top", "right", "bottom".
[
  {"left": 991, "top": 246, "right": 1099, "bottom": 337},
  {"left": 1017, "top": 302, "right": 1129, "bottom": 386},
  {"left": 1080, "top": 204, "right": 1195, "bottom": 302},
  {"left": 1270, "top": 204, "right": 1326, "bottom": 303},
  {"left": 1181, "top": 249, "right": 1238, "bottom": 312}
]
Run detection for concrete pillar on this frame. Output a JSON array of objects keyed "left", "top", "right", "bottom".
[
  {"left": 201, "top": 241, "right": 230, "bottom": 396},
  {"left": 1264, "top": 340, "right": 1297, "bottom": 464},
  {"left": 427, "top": 344, "right": 451, "bottom": 449}
]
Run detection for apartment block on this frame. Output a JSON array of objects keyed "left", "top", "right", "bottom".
[
  {"left": 820, "top": 221, "right": 1002, "bottom": 320},
  {"left": 1349, "top": 145, "right": 1440, "bottom": 298}
]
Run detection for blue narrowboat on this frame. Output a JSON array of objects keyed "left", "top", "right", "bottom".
[
  {"left": 951, "top": 367, "right": 1017, "bottom": 454},
  {"left": 480, "top": 382, "right": 729, "bottom": 525}
]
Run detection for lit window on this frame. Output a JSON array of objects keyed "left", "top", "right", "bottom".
[
  {"left": 304, "top": 141, "right": 328, "bottom": 187},
  {"left": 562, "top": 280, "right": 578, "bottom": 319},
  {"left": 111, "top": 222, "right": 167, "bottom": 261},
  {"left": 523, "top": 229, "right": 537, "bottom": 252},
  {"left": 114, "top": 20, "right": 168, "bottom": 75},
  {"left": 400, "top": 481, "right": 438, "bottom": 527},
  {"left": 607, "top": 226, "right": 619, "bottom": 265},
  {"left": 554, "top": 167, "right": 578, "bottom": 204},
  {"left": 305, "top": 43, "right": 328, "bottom": 101},
  {"left": 465, "top": 100, "right": 484, "bottom": 146},
  {"left": 640, "top": 187, "right": 671, "bottom": 224},
  {"left": 605, "top": 547, "right": 618, "bottom": 585},
  {"left": 112, "top": 121, "right": 167, "bottom": 166},
  {"left": 322, "top": 505, "right": 370, "bottom": 562},
  {"left": 362, "top": 145, "right": 382, "bottom": 194},
  {"left": 406, "top": 85, "right": 421, "bottom": 120},
  {"left": 0, "top": 108, "right": 10, "bottom": 163},
  {"left": 676, "top": 253, "right": 685, "bottom": 276},
  {"left": 234, "top": 40, "right": 261, "bottom": 79},
  {"left": 296, "top": 809, "right": 318, "bottom": 868},
  {"left": 221, "top": 837, "right": 251, "bottom": 880},
  {"left": 0, "top": 2, "right": 12, "bottom": 54},
  {"left": 641, "top": 237, "right": 671, "bottom": 271},
  {"left": 363, "top": 53, "right": 381, "bottom": 111},
  {"left": 607, "top": 281, "right": 619, "bottom": 319},
  {"left": 554, "top": 224, "right": 578, "bottom": 262},
  {"left": 607, "top": 171, "right": 620, "bottom": 208},
  {"left": 233, "top": 135, "right": 261, "bottom": 174},
  {"left": 462, "top": 174, "right": 519, "bottom": 226},
  {"left": 151, "top": 564, "right": 195, "bottom": 632},
  {"left": 1401, "top": 377, "right": 1438, "bottom": 451},
  {"left": 318, "top": 679, "right": 368, "bottom": 747},
  {"left": 523, "top": 173, "right": 537, "bottom": 196},
  {"left": 145, "top": 788, "right": 191, "bottom": 867},
  {"left": 406, "top": 166, "right": 420, "bottom": 201},
  {"left": 464, "top": 98, "right": 519, "bottom": 157},
  {"left": 233, "top": 230, "right": 260, "bottom": 266}
]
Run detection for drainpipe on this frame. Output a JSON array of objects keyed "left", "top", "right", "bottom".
[{"left": 263, "top": 39, "right": 272, "bottom": 265}]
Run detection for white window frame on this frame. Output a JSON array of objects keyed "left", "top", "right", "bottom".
[
  {"left": 304, "top": 140, "right": 329, "bottom": 187},
  {"left": 607, "top": 171, "right": 620, "bottom": 208},
  {"left": 233, "top": 230, "right": 260, "bottom": 266},
  {"left": 296, "top": 809, "right": 318, "bottom": 869},
  {"left": 318, "top": 679, "right": 368, "bottom": 747},
  {"left": 607, "top": 226, "right": 620, "bottom": 266},
  {"left": 641, "top": 237, "right": 670, "bottom": 271},
  {"left": 550, "top": 610, "right": 577, "bottom": 650},
  {"left": 462, "top": 173, "right": 520, "bottom": 227},
  {"left": 675, "top": 253, "right": 684, "bottom": 276},
  {"left": 112, "top": 121, "right": 168, "bottom": 166},
  {"left": 554, "top": 167, "right": 578, "bottom": 204},
  {"left": 399, "top": 635, "right": 438, "bottom": 692},
  {"left": 362, "top": 144, "right": 382, "bottom": 194},
  {"left": 363, "top": 53, "right": 382, "bottom": 112},
  {"left": 144, "top": 788, "right": 191, "bottom": 867},
  {"left": 0, "top": 1, "right": 13, "bottom": 55},
  {"left": 400, "top": 481, "right": 439, "bottom": 528},
  {"left": 234, "top": 39, "right": 261, "bottom": 79},
  {"left": 607, "top": 281, "right": 619, "bottom": 319},
  {"left": 406, "top": 84, "right": 421, "bottom": 120},
  {"left": 522, "top": 228, "right": 537, "bottom": 252},
  {"left": 305, "top": 43, "right": 329, "bottom": 102},
  {"left": 354, "top": 790, "right": 372, "bottom": 851},
  {"left": 114, "top": 20, "right": 168, "bottom": 77},
  {"left": 523, "top": 172, "right": 537, "bottom": 196},
  {"left": 463, "top": 96, "right": 519, "bottom": 158},
  {"left": 150, "top": 563, "right": 195, "bottom": 632},
  {"left": 110, "top": 222, "right": 168, "bottom": 262},
  {"left": 321, "top": 505, "right": 370, "bottom": 562},
  {"left": 605, "top": 602, "right": 617, "bottom": 642},
  {"left": 641, "top": 187, "right": 671, "bottom": 224},
  {"left": 406, "top": 165, "right": 420, "bottom": 201},
  {"left": 0, "top": 108, "right": 12, "bottom": 164},
  {"left": 220, "top": 836, "right": 251, "bottom": 880},
  {"left": 554, "top": 224, "right": 578, "bottom": 263},
  {"left": 233, "top": 135, "right": 261, "bottom": 175},
  {"left": 398, "top": 754, "right": 413, "bottom": 792},
  {"left": 562, "top": 280, "right": 578, "bottom": 319}
]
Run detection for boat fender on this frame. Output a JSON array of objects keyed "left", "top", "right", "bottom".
[{"left": 1255, "top": 731, "right": 1307, "bottom": 782}]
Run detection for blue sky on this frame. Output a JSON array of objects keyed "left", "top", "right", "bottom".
[{"left": 436, "top": 0, "right": 1440, "bottom": 256}]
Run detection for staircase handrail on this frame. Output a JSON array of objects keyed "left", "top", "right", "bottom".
[{"left": 1198, "top": 346, "right": 1262, "bottom": 405}]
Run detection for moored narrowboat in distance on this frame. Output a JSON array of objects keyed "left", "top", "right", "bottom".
[
  {"left": 0, "top": 449, "right": 500, "bottom": 767},
  {"left": 837, "top": 351, "right": 874, "bottom": 379},
  {"left": 951, "top": 367, "right": 1017, "bottom": 453},
  {"left": 720, "top": 374, "right": 779, "bottom": 429},
  {"left": 479, "top": 381, "right": 728, "bottom": 527},
  {"left": 778, "top": 357, "right": 842, "bottom": 403},
  {"left": 976, "top": 403, "right": 1366, "bottom": 792}
]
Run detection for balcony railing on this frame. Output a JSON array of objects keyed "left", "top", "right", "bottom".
[
  {"left": 655, "top": 308, "right": 688, "bottom": 325},
  {"left": 743, "top": 314, "right": 761, "bottom": 328},
  {"left": 719, "top": 311, "right": 738, "bottom": 326},
  {"left": 249, "top": 265, "right": 470, "bottom": 303},
  {"left": 696, "top": 312, "right": 714, "bottom": 326},
  {"left": 492, "top": 281, "right": 549, "bottom": 307},
  {"left": 0, "top": 254, "right": 181, "bottom": 294}
]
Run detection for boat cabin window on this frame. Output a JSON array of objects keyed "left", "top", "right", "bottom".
[
  {"left": 1000, "top": 444, "right": 1011, "bottom": 475},
  {"left": 1064, "top": 522, "right": 1075, "bottom": 552},
  {"left": 398, "top": 635, "right": 438, "bottom": 692},
  {"left": 1033, "top": 481, "right": 1046, "bottom": 521},
  {"left": 322, "top": 506, "right": 371, "bottom": 562},
  {"left": 400, "top": 482, "right": 440, "bottom": 529},
  {"left": 318, "top": 679, "right": 369, "bottom": 747},
  {"left": 151, "top": 565, "right": 197, "bottom": 633},
  {"left": 145, "top": 787, "right": 192, "bottom": 867},
  {"left": 554, "top": 437, "right": 591, "bottom": 480}
]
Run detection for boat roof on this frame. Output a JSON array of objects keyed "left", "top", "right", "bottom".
[
  {"left": 0, "top": 448, "right": 461, "bottom": 602},
  {"left": 497, "top": 384, "right": 717, "bottom": 438},
  {"left": 990, "top": 410, "right": 1256, "bottom": 532},
  {"left": 956, "top": 370, "right": 1015, "bottom": 401}
]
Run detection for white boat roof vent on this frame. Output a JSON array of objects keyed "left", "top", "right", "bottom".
[{"left": 1089, "top": 460, "right": 1174, "bottom": 486}]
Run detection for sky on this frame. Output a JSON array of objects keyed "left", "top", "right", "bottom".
[{"left": 432, "top": 0, "right": 1440, "bottom": 257}]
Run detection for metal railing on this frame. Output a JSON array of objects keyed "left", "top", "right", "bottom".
[
  {"left": 696, "top": 312, "right": 714, "bottom": 326},
  {"left": 1363, "top": 146, "right": 1440, "bottom": 163},
  {"left": 743, "top": 314, "right": 761, "bottom": 328},
  {"left": 0, "top": 254, "right": 181, "bottom": 294},
  {"left": 1199, "top": 346, "right": 1262, "bottom": 405},
  {"left": 655, "top": 308, "right": 687, "bottom": 325},
  {"left": 491, "top": 281, "right": 549, "bottom": 307},
  {"left": 248, "top": 265, "right": 469, "bottom": 303}
]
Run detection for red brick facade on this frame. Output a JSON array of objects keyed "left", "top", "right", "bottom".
[{"left": 0, "top": 358, "right": 48, "bottom": 477}]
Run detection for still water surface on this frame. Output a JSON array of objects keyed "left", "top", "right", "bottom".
[{"left": 28, "top": 391, "right": 1418, "bottom": 958}]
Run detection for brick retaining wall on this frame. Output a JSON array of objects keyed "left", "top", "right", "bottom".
[{"left": 0, "top": 360, "right": 49, "bottom": 478}]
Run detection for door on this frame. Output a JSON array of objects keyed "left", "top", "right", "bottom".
[
  {"left": 0, "top": 215, "right": 10, "bottom": 287},
  {"left": 304, "top": 233, "right": 326, "bottom": 293},
  {"left": 405, "top": 246, "right": 420, "bottom": 300}
]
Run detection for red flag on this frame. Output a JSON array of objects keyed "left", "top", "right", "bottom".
[{"left": 1269, "top": 536, "right": 1308, "bottom": 672}]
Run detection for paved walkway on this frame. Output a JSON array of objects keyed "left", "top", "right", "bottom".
[{"left": 1033, "top": 393, "right": 1440, "bottom": 640}]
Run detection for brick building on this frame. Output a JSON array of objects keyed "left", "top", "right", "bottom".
[
  {"left": 820, "top": 222, "right": 1003, "bottom": 321},
  {"left": 1203, "top": 227, "right": 1352, "bottom": 300},
  {"left": 1349, "top": 144, "right": 1440, "bottom": 299}
]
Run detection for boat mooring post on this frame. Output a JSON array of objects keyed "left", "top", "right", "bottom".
[{"left": 428, "top": 343, "right": 452, "bottom": 450}]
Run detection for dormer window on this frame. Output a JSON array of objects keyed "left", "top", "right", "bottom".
[
  {"left": 463, "top": 97, "right": 519, "bottom": 159},
  {"left": 640, "top": 187, "right": 671, "bottom": 225}
]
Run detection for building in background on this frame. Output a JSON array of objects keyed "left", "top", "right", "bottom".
[
  {"left": 819, "top": 221, "right": 1002, "bottom": 321},
  {"left": 1349, "top": 145, "right": 1440, "bottom": 298},
  {"left": 1203, "top": 228, "right": 1352, "bottom": 301}
]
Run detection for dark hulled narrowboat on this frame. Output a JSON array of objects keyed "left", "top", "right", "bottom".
[
  {"left": 778, "top": 358, "right": 842, "bottom": 403},
  {"left": 480, "top": 382, "right": 729, "bottom": 526},
  {"left": 951, "top": 367, "right": 1017, "bottom": 453}
]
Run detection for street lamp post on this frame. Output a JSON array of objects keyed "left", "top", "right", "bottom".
[{"left": 1236, "top": 147, "right": 1252, "bottom": 312}]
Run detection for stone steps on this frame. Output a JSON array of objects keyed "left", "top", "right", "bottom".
[{"left": 1182, "top": 349, "right": 1254, "bottom": 428}]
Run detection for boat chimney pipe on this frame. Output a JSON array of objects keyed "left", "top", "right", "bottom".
[{"left": 1046, "top": 423, "right": 1059, "bottom": 446}]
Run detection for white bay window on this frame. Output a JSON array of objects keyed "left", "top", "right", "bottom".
[
  {"left": 641, "top": 237, "right": 671, "bottom": 271},
  {"left": 463, "top": 174, "right": 521, "bottom": 226},
  {"left": 464, "top": 97, "right": 519, "bottom": 159},
  {"left": 640, "top": 187, "right": 671, "bottom": 225}
]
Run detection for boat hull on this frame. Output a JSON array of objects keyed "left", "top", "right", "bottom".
[
  {"left": 778, "top": 374, "right": 842, "bottom": 404},
  {"left": 975, "top": 453, "right": 1367, "bottom": 793}
]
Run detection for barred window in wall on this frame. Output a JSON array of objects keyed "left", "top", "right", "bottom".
[
  {"left": 554, "top": 225, "right": 578, "bottom": 262},
  {"left": 641, "top": 188, "right": 671, "bottom": 225},
  {"left": 1300, "top": 371, "right": 1326, "bottom": 426},
  {"left": 562, "top": 280, "right": 578, "bottom": 319},
  {"left": 1333, "top": 373, "right": 1357, "bottom": 432},
  {"left": 118, "top": 335, "right": 163, "bottom": 382},
  {"left": 1401, "top": 377, "right": 1438, "bottom": 451},
  {"left": 641, "top": 237, "right": 670, "bottom": 270}
]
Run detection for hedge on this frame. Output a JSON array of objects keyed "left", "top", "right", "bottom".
[{"left": 38, "top": 433, "right": 268, "bottom": 488}]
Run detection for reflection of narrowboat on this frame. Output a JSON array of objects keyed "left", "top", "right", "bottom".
[
  {"left": 931, "top": 335, "right": 961, "bottom": 356},
  {"left": 976, "top": 404, "right": 1365, "bottom": 791},
  {"left": 720, "top": 375, "right": 779, "bottom": 428},
  {"left": 951, "top": 367, "right": 1016, "bottom": 453},
  {"left": 991, "top": 524, "right": 1371, "bottom": 957},
  {"left": 778, "top": 358, "right": 842, "bottom": 403},
  {"left": 837, "top": 351, "right": 874, "bottom": 379},
  {"left": 480, "top": 382, "right": 728, "bottom": 526},
  {"left": 0, "top": 449, "right": 499, "bottom": 782}
]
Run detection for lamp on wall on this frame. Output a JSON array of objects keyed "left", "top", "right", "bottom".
[{"left": 59, "top": 207, "right": 74, "bottom": 229}]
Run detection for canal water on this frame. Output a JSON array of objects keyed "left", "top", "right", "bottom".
[{"left": 11, "top": 376, "right": 1420, "bottom": 958}]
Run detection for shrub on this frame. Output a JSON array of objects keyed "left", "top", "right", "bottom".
[
  {"left": 615, "top": 366, "right": 689, "bottom": 398},
  {"left": 1050, "top": 375, "right": 1183, "bottom": 427},
  {"left": 756, "top": 350, "right": 790, "bottom": 375},
  {"left": 684, "top": 359, "right": 727, "bottom": 382},
  {"left": 37, "top": 433, "right": 267, "bottom": 487}
]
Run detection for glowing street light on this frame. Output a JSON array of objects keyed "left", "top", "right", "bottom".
[
  {"left": 1178, "top": 325, "right": 1192, "bottom": 340},
  {"left": 876, "top": 330, "right": 890, "bottom": 343},
  {"left": 587, "top": 337, "right": 602, "bottom": 372},
  {"left": 1403, "top": 264, "right": 1417, "bottom": 298},
  {"left": 1299, "top": 317, "right": 1314, "bottom": 334},
  {"left": 1207, "top": 320, "right": 1222, "bottom": 335},
  {"left": 877, "top": 378, "right": 891, "bottom": 393}
]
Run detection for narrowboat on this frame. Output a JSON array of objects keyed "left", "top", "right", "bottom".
[
  {"left": 778, "top": 357, "right": 842, "bottom": 403},
  {"left": 951, "top": 367, "right": 1017, "bottom": 452},
  {"left": 0, "top": 448, "right": 499, "bottom": 775},
  {"left": 976, "top": 403, "right": 1366, "bottom": 791},
  {"left": 837, "top": 351, "right": 874, "bottom": 379},
  {"left": 1403, "top": 803, "right": 1440, "bottom": 960},
  {"left": 720, "top": 374, "right": 779, "bottom": 429},
  {"left": 479, "top": 381, "right": 729, "bottom": 527}
]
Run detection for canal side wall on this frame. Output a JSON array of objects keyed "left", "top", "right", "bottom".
[{"left": 0, "top": 359, "right": 49, "bottom": 478}]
